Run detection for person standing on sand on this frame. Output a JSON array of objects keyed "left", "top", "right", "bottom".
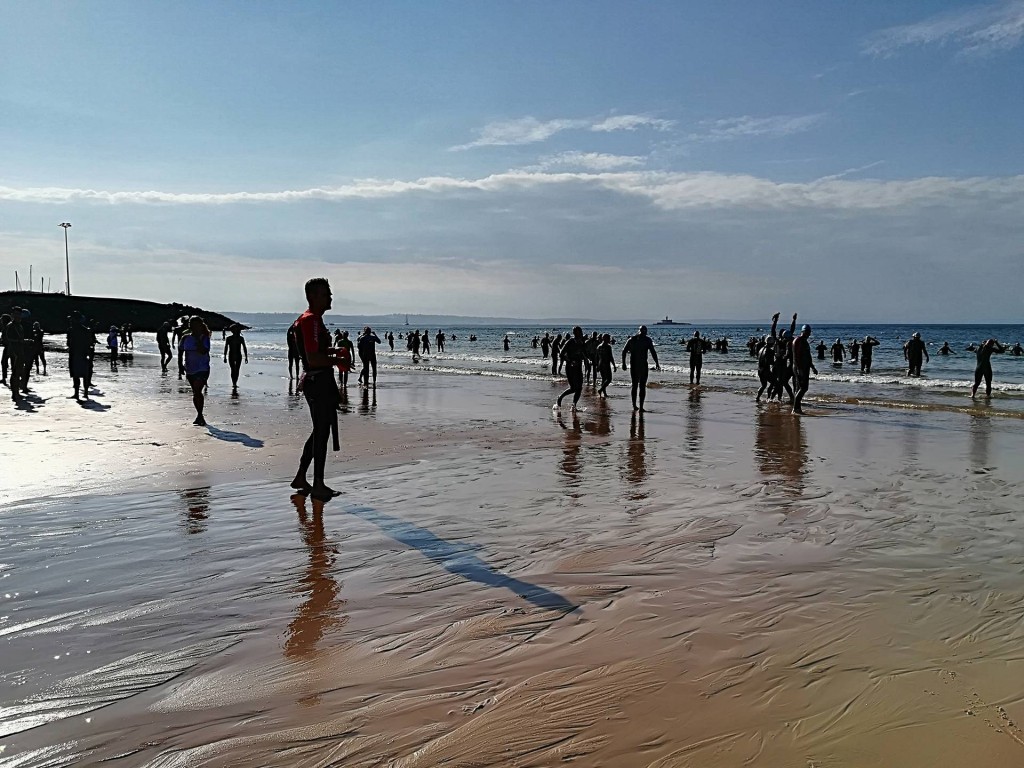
[
  {"left": 179, "top": 316, "right": 212, "bottom": 425},
  {"left": 971, "top": 339, "right": 1006, "bottom": 399},
  {"left": 287, "top": 324, "right": 301, "bottom": 380},
  {"left": 157, "top": 321, "right": 173, "bottom": 371},
  {"left": 291, "top": 277, "right": 343, "bottom": 502},
  {"left": 357, "top": 326, "right": 381, "bottom": 387},
  {"left": 622, "top": 325, "right": 660, "bottom": 412},
  {"left": 597, "top": 333, "right": 617, "bottom": 397},
  {"left": 904, "top": 332, "right": 929, "bottom": 377},
  {"left": 0, "top": 314, "right": 11, "bottom": 386},
  {"left": 32, "top": 322, "right": 46, "bottom": 375},
  {"left": 554, "top": 326, "right": 587, "bottom": 411},
  {"left": 223, "top": 324, "right": 248, "bottom": 391},
  {"left": 107, "top": 326, "right": 120, "bottom": 370},
  {"left": 67, "top": 312, "right": 94, "bottom": 399},
  {"left": 792, "top": 324, "right": 817, "bottom": 415},
  {"left": 685, "top": 331, "right": 703, "bottom": 385},
  {"left": 3, "top": 309, "right": 29, "bottom": 401}
]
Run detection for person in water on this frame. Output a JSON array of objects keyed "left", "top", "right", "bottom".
[
  {"left": 792, "top": 324, "right": 818, "bottom": 415},
  {"left": 770, "top": 313, "right": 798, "bottom": 403},
  {"left": 435, "top": 330, "right": 444, "bottom": 353},
  {"left": 904, "top": 332, "right": 929, "bottom": 377},
  {"left": 816, "top": 340, "right": 827, "bottom": 360},
  {"left": 157, "top": 321, "right": 173, "bottom": 371},
  {"left": 357, "top": 326, "right": 381, "bottom": 387},
  {"left": 503, "top": 334, "right": 510, "bottom": 352},
  {"left": 223, "top": 324, "right": 248, "bottom": 391},
  {"left": 971, "top": 339, "right": 1006, "bottom": 399},
  {"left": 830, "top": 338, "right": 845, "bottom": 364},
  {"left": 939, "top": 341, "right": 953, "bottom": 356},
  {"left": 554, "top": 326, "right": 587, "bottom": 411},
  {"left": 291, "top": 277, "right": 343, "bottom": 502},
  {"left": 849, "top": 338, "right": 860, "bottom": 362},
  {"left": 1011, "top": 342, "right": 1023, "bottom": 357},
  {"left": 178, "top": 316, "right": 212, "bottom": 425},
  {"left": 422, "top": 330, "right": 431, "bottom": 355},
  {"left": 387, "top": 331, "right": 395, "bottom": 351},
  {"left": 541, "top": 332, "right": 551, "bottom": 359},
  {"left": 622, "top": 325, "right": 660, "bottom": 412},
  {"left": 685, "top": 331, "right": 703, "bottom": 385},
  {"left": 756, "top": 335, "right": 775, "bottom": 402},
  {"left": 67, "top": 312, "right": 94, "bottom": 399},
  {"left": 336, "top": 330, "right": 354, "bottom": 388},
  {"left": 286, "top": 324, "right": 301, "bottom": 380},
  {"left": 550, "top": 333, "right": 563, "bottom": 376},
  {"left": 597, "top": 333, "right": 616, "bottom": 397},
  {"left": 860, "top": 335, "right": 880, "bottom": 373}
]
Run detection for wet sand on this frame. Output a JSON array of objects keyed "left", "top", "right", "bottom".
[{"left": 3, "top": 351, "right": 1024, "bottom": 766}]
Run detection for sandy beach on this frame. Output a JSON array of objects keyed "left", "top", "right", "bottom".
[{"left": 3, "top": 347, "right": 1024, "bottom": 766}]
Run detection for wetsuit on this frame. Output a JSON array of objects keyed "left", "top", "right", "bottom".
[
  {"left": 556, "top": 336, "right": 586, "bottom": 408},
  {"left": 597, "top": 342, "right": 615, "bottom": 395},
  {"left": 905, "top": 338, "right": 928, "bottom": 376},
  {"left": 357, "top": 331, "right": 381, "bottom": 385},
  {"left": 294, "top": 310, "right": 340, "bottom": 487},
  {"left": 157, "top": 325, "right": 173, "bottom": 370},
  {"left": 792, "top": 335, "right": 815, "bottom": 413},
  {"left": 831, "top": 342, "right": 845, "bottom": 364},
  {"left": 849, "top": 341, "right": 860, "bottom": 362},
  {"left": 541, "top": 336, "right": 550, "bottom": 359},
  {"left": 622, "top": 334, "right": 659, "bottom": 410},
  {"left": 756, "top": 344, "right": 774, "bottom": 401},
  {"left": 550, "top": 337, "right": 562, "bottom": 375},
  {"left": 860, "top": 338, "right": 880, "bottom": 373},
  {"left": 224, "top": 333, "right": 246, "bottom": 386},
  {"left": 685, "top": 337, "right": 703, "bottom": 384},
  {"left": 973, "top": 342, "right": 1005, "bottom": 396},
  {"left": 3, "top": 318, "right": 27, "bottom": 399},
  {"left": 772, "top": 341, "right": 793, "bottom": 402},
  {"left": 816, "top": 342, "right": 827, "bottom": 360},
  {"left": 67, "top": 320, "right": 94, "bottom": 396},
  {"left": 584, "top": 335, "right": 599, "bottom": 383},
  {"left": 286, "top": 326, "right": 301, "bottom": 378}
]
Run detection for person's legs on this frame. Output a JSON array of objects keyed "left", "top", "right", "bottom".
[
  {"left": 189, "top": 374, "right": 206, "bottom": 424},
  {"left": 756, "top": 371, "right": 769, "bottom": 401},
  {"left": 984, "top": 367, "right": 993, "bottom": 396},
  {"left": 793, "top": 372, "right": 809, "bottom": 413},
  {"left": 689, "top": 362, "right": 695, "bottom": 385},
  {"left": 229, "top": 358, "right": 241, "bottom": 387},
  {"left": 695, "top": 359, "right": 702, "bottom": 385},
  {"left": 370, "top": 356, "right": 377, "bottom": 385},
  {"left": 629, "top": 369, "right": 640, "bottom": 410},
  {"left": 637, "top": 368, "right": 650, "bottom": 411}
]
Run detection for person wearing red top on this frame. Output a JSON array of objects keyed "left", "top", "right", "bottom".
[{"left": 291, "top": 277, "right": 342, "bottom": 502}]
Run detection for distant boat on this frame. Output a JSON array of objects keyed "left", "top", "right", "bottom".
[
  {"left": 404, "top": 314, "right": 409, "bottom": 326},
  {"left": 655, "top": 316, "right": 685, "bottom": 325}
]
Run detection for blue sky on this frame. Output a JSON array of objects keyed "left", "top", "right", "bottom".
[{"left": 1, "top": 1, "right": 1022, "bottom": 321}]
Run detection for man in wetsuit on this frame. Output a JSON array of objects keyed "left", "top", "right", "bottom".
[
  {"left": 904, "top": 332, "right": 929, "bottom": 377},
  {"left": 1011, "top": 342, "right": 1023, "bottom": 357},
  {"left": 291, "top": 277, "right": 343, "bottom": 502},
  {"left": 32, "top": 322, "right": 46, "bottom": 375},
  {"left": 0, "top": 314, "right": 10, "bottom": 385},
  {"left": 584, "top": 331, "right": 599, "bottom": 385},
  {"left": 860, "top": 336, "right": 880, "bottom": 373},
  {"left": 622, "top": 325, "right": 660, "bottom": 412},
  {"left": 938, "top": 341, "right": 953, "bottom": 355},
  {"left": 792, "top": 324, "right": 818, "bottom": 415},
  {"left": 554, "top": 326, "right": 587, "bottom": 411},
  {"left": 436, "top": 330, "right": 444, "bottom": 353},
  {"left": 756, "top": 336, "right": 775, "bottom": 402},
  {"left": 550, "top": 333, "right": 563, "bottom": 376},
  {"left": 541, "top": 332, "right": 551, "bottom": 359},
  {"left": 357, "top": 326, "right": 381, "bottom": 386},
  {"left": 849, "top": 338, "right": 860, "bottom": 362},
  {"left": 971, "top": 339, "right": 1006, "bottom": 399},
  {"left": 685, "top": 331, "right": 703, "bottom": 385},
  {"left": 597, "top": 333, "right": 616, "bottom": 397},
  {"left": 286, "top": 324, "right": 301, "bottom": 379},
  {"left": 830, "top": 338, "right": 845, "bottom": 365},
  {"left": 157, "top": 321, "right": 174, "bottom": 371},
  {"left": 3, "top": 309, "right": 28, "bottom": 400},
  {"left": 223, "top": 324, "right": 248, "bottom": 390}
]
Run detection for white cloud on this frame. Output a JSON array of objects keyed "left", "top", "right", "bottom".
[
  {"left": 690, "top": 114, "right": 825, "bottom": 143},
  {"left": 8, "top": 168, "right": 1018, "bottom": 212},
  {"left": 450, "top": 113, "right": 675, "bottom": 150},
  {"left": 589, "top": 115, "right": 675, "bottom": 132},
  {"left": 864, "top": 1, "right": 1024, "bottom": 57},
  {"left": 534, "top": 151, "right": 646, "bottom": 171}
]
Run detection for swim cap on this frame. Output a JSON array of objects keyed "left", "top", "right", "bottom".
[
  {"left": 801, "top": 325, "right": 811, "bottom": 333},
  {"left": 912, "top": 332, "right": 920, "bottom": 339}
]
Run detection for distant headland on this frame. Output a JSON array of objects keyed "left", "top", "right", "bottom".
[{"left": 0, "top": 291, "right": 239, "bottom": 333}]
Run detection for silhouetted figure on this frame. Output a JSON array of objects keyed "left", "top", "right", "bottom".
[
  {"left": 179, "top": 316, "right": 212, "bottom": 425},
  {"left": 939, "top": 341, "right": 953, "bottom": 356},
  {"left": 685, "top": 331, "right": 703, "bottom": 385},
  {"left": 32, "top": 322, "right": 46, "bottom": 375},
  {"left": 287, "top": 324, "right": 301, "bottom": 379},
  {"left": 336, "top": 330, "right": 354, "bottom": 388},
  {"left": 550, "top": 333, "right": 563, "bottom": 376},
  {"left": 861, "top": 336, "right": 880, "bottom": 373},
  {"left": 792, "top": 324, "right": 817, "bottom": 415},
  {"left": 554, "top": 326, "right": 586, "bottom": 411},
  {"left": 357, "top": 326, "right": 381, "bottom": 387},
  {"left": 157, "top": 321, "right": 173, "bottom": 371},
  {"left": 223, "top": 324, "right": 248, "bottom": 390},
  {"left": 67, "top": 312, "right": 94, "bottom": 399},
  {"left": 904, "top": 332, "right": 929, "bottom": 377},
  {"left": 503, "top": 334, "right": 511, "bottom": 352},
  {"left": 830, "top": 338, "right": 845, "bottom": 364},
  {"left": 541, "top": 332, "right": 551, "bottom": 359},
  {"left": 597, "top": 333, "right": 617, "bottom": 397},
  {"left": 972, "top": 339, "right": 1006, "bottom": 399},
  {"left": 107, "top": 325, "right": 120, "bottom": 370},
  {"left": 621, "top": 325, "right": 660, "bottom": 412}
]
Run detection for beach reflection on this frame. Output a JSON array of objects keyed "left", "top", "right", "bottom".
[
  {"left": 969, "top": 414, "right": 992, "bottom": 470},
  {"left": 285, "top": 495, "right": 346, "bottom": 660},
  {"left": 582, "top": 402, "right": 612, "bottom": 438},
  {"left": 686, "top": 388, "right": 703, "bottom": 452},
  {"left": 754, "top": 408, "right": 807, "bottom": 494},
  {"left": 358, "top": 387, "right": 377, "bottom": 415},
  {"left": 622, "top": 412, "right": 649, "bottom": 500},
  {"left": 179, "top": 486, "right": 211, "bottom": 535},
  {"left": 557, "top": 412, "right": 583, "bottom": 498}
]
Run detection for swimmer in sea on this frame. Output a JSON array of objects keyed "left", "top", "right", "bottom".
[
  {"left": 816, "top": 340, "right": 827, "bottom": 360},
  {"left": 939, "top": 341, "right": 953, "bottom": 356},
  {"left": 503, "top": 334, "right": 510, "bottom": 352},
  {"left": 554, "top": 326, "right": 587, "bottom": 411},
  {"left": 971, "top": 339, "right": 1006, "bottom": 399},
  {"left": 597, "top": 333, "right": 617, "bottom": 397},
  {"left": 792, "top": 324, "right": 818, "bottom": 415},
  {"left": 1012, "top": 342, "right": 1023, "bottom": 357},
  {"left": 222, "top": 323, "right": 248, "bottom": 391},
  {"left": 849, "top": 338, "right": 860, "bottom": 362},
  {"left": 621, "top": 325, "right": 660, "bottom": 412},
  {"left": 860, "top": 335, "right": 880, "bottom": 373},
  {"left": 685, "top": 331, "right": 703, "bottom": 385},
  {"left": 904, "top": 332, "right": 929, "bottom": 377},
  {"left": 830, "top": 338, "right": 845, "bottom": 364}
]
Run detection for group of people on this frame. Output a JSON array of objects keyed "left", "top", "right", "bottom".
[{"left": 0, "top": 308, "right": 47, "bottom": 401}]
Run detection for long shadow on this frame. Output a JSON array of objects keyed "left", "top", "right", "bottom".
[
  {"left": 78, "top": 398, "right": 111, "bottom": 411},
  {"left": 13, "top": 392, "right": 47, "bottom": 412},
  {"left": 205, "top": 425, "right": 264, "bottom": 448},
  {"left": 343, "top": 502, "right": 578, "bottom": 613}
]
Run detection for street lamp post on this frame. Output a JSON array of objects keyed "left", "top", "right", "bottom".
[{"left": 59, "top": 222, "right": 72, "bottom": 295}]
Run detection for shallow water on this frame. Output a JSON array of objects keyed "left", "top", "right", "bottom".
[{"left": 4, "top": 376, "right": 1024, "bottom": 766}]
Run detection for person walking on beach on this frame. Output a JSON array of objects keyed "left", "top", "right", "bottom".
[
  {"left": 792, "top": 324, "right": 818, "bottom": 415},
  {"left": 67, "top": 312, "right": 94, "bottom": 400},
  {"left": 107, "top": 326, "right": 120, "bottom": 370},
  {"left": 904, "top": 332, "right": 929, "bottom": 377},
  {"left": 3, "top": 309, "right": 28, "bottom": 401},
  {"left": 584, "top": 331, "right": 600, "bottom": 385},
  {"left": 554, "top": 326, "right": 587, "bottom": 411},
  {"left": 622, "top": 325, "right": 660, "bottom": 412},
  {"left": 860, "top": 336, "right": 880, "bottom": 373},
  {"left": 357, "top": 326, "right": 381, "bottom": 387},
  {"left": 335, "top": 330, "right": 354, "bottom": 388},
  {"left": 223, "top": 324, "right": 248, "bottom": 391},
  {"left": 31, "top": 322, "right": 46, "bottom": 375},
  {"left": 685, "top": 331, "right": 703, "bottom": 385},
  {"left": 971, "top": 339, "right": 1006, "bottom": 399},
  {"left": 291, "top": 277, "right": 343, "bottom": 501},
  {"left": 756, "top": 336, "right": 775, "bottom": 402},
  {"left": 179, "top": 316, "right": 212, "bottom": 425},
  {"left": 597, "top": 333, "right": 617, "bottom": 397},
  {"left": 287, "top": 324, "right": 302, "bottom": 380},
  {"left": 157, "top": 321, "right": 173, "bottom": 371},
  {"left": 550, "top": 333, "right": 563, "bottom": 376}
]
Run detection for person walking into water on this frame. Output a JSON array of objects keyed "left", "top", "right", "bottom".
[
  {"left": 357, "top": 326, "right": 381, "bottom": 387},
  {"left": 792, "top": 324, "right": 817, "bottom": 415},
  {"left": 541, "top": 332, "right": 551, "bottom": 359},
  {"left": 685, "top": 331, "right": 703, "bottom": 385},
  {"left": 550, "top": 333, "right": 563, "bottom": 376},
  {"left": 179, "top": 316, "right": 212, "bottom": 425},
  {"left": 860, "top": 336, "right": 880, "bottom": 373},
  {"left": 554, "top": 326, "right": 587, "bottom": 411},
  {"left": 336, "top": 330, "right": 354, "bottom": 388},
  {"left": 971, "top": 339, "right": 1006, "bottom": 399},
  {"left": 597, "top": 333, "right": 617, "bottom": 397},
  {"left": 223, "top": 324, "right": 248, "bottom": 391},
  {"left": 387, "top": 331, "right": 395, "bottom": 351},
  {"left": 503, "top": 334, "right": 511, "bottom": 352},
  {"left": 622, "top": 325, "right": 660, "bottom": 412},
  {"left": 904, "top": 332, "right": 929, "bottom": 377},
  {"left": 830, "top": 338, "right": 845, "bottom": 365},
  {"left": 291, "top": 277, "right": 343, "bottom": 502},
  {"left": 756, "top": 336, "right": 775, "bottom": 402},
  {"left": 157, "top": 321, "right": 173, "bottom": 371}
]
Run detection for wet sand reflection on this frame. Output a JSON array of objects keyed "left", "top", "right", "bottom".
[
  {"left": 179, "top": 486, "right": 211, "bottom": 535},
  {"left": 621, "top": 412, "right": 649, "bottom": 500},
  {"left": 754, "top": 407, "right": 807, "bottom": 495}
]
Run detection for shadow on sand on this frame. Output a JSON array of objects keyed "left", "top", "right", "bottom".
[
  {"left": 205, "top": 425, "right": 264, "bottom": 448},
  {"left": 343, "top": 503, "right": 577, "bottom": 613}
]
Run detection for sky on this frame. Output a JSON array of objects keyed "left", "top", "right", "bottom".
[{"left": 1, "top": 1, "right": 1022, "bottom": 322}]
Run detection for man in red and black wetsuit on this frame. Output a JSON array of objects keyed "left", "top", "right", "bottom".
[{"left": 291, "top": 277, "right": 343, "bottom": 501}]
